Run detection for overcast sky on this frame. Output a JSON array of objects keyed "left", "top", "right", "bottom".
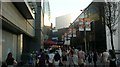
[{"left": 49, "top": 0, "right": 93, "bottom": 27}]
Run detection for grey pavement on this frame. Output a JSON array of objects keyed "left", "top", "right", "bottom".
[{"left": 85, "top": 59, "right": 104, "bottom": 67}]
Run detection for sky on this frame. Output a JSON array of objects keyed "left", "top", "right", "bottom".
[{"left": 49, "top": 0, "right": 93, "bottom": 27}]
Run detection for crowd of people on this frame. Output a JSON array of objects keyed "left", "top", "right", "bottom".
[
  {"left": 1, "top": 46, "right": 119, "bottom": 67},
  {"left": 35, "top": 46, "right": 85, "bottom": 67},
  {"left": 34, "top": 46, "right": 118, "bottom": 67}
]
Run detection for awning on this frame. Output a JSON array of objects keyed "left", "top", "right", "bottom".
[{"left": 44, "top": 39, "right": 57, "bottom": 45}]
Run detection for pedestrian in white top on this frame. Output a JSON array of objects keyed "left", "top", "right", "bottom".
[
  {"left": 73, "top": 49, "right": 78, "bottom": 66},
  {"left": 101, "top": 49, "right": 110, "bottom": 67},
  {"left": 58, "top": 48, "right": 62, "bottom": 57},
  {"left": 48, "top": 50, "right": 55, "bottom": 67},
  {"left": 78, "top": 48, "right": 85, "bottom": 67}
]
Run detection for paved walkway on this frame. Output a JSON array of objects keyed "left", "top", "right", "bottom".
[
  {"left": 85, "top": 60, "right": 104, "bottom": 67},
  {"left": 15, "top": 55, "right": 120, "bottom": 67}
]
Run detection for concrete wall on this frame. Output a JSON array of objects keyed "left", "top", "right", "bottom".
[
  {"left": 1, "top": 2, "right": 35, "bottom": 64},
  {"left": 2, "top": 30, "right": 17, "bottom": 62},
  {"left": 2, "top": 2, "right": 34, "bottom": 37},
  {"left": 1, "top": 30, "right": 23, "bottom": 63}
]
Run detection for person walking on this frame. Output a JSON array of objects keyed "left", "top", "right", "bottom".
[
  {"left": 61, "top": 49, "right": 67, "bottom": 66},
  {"left": 73, "top": 49, "right": 79, "bottom": 67},
  {"left": 6, "top": 52, "right": 17, "bottom": 67},
  {"left": 37, "top": 49, "right": 46, "bottom": 67},
  {"left": 48, "top": 50, "right": 55, "bottom": 67},
  {"left": 108, "top": 50, "right": 117, "bottom": 67},
  {"left": 88, "top": 51, "right": 93, "bottom": 64},
  {"left": 58, "top": 47, "right": 62, "bottom": 57},
  {"left": 53, "top": 51, "right": 61, "bottom": 67},
  {"left": 68, "top": 49, "right": 75, "bottom": 67},
  {"left": 78, "top": 48, "right": 85, "bottom": 67},
  {"left": 101, "top": 49, "right": 109, "bottom": 67},
  {"left": 93, "top": 50, "right": 98, "bottom": 67},
  {"left": 44, "top": 51, "right": 49, "bottom": 67},
  {"left": 28, "top": 53, "right": 34, "bottom": 65}
]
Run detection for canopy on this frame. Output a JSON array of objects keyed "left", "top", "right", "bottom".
[{"left": 44, "top": 39, "right": 56, "bottom": 45}]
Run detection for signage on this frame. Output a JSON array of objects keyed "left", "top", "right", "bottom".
[
  {"left": 79, "top": 18, "right": 91, "bottom": 22},
  {"left": 79, "top": 22, "right": 91, "bottom": 31}
]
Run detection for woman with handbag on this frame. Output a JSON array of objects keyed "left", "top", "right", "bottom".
[{"left": 6, "top": 52, "right": 17, "bottom": 67}]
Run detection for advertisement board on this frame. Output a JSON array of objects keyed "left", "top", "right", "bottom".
[{"left": 79, "top": 22, "right": 91, "bottom": 31}]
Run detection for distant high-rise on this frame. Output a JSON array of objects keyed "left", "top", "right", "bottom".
[
  {"left": 43, "top": 0, "right": 51, "bottom": 26},
  {"left": 56, "top": 14, "right": 72, "bottom": 29}
]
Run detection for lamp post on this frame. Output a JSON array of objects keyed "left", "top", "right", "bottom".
[
  {"left": 81, "top": 10, "right": 87, "bottom": 53},
  {"left": 70, "top": 23, "right": 74, "bottom": 46}
]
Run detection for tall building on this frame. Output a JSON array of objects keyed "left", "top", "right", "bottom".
[
  {"left": 55, "top": 14, "right": 75, "bottom": 45},
  {"left": 73, "top": 2, "right": 106, "bottom": 52},
  {"left": 43, "top": 0, "right": 52, "bottom": 42},
  {"left": 43, "top": 0, "right": 51, "bottom": 26},
  {"left": 56, "top": 14, "right": 72, "bottom": 29},
  {"left": 0, "top": 0, "right": 51, "bottom": 64},
  {"left": 1, "top": 1, "right": 35, "bottom": 63}
]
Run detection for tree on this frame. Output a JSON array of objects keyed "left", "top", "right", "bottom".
[{"left": 104, "top": 1, "right": 119, "bottom": 50}]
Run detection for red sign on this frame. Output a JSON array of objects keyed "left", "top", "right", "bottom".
[{"left": 79, "top": 18, "right": 91, "bottom": 22}]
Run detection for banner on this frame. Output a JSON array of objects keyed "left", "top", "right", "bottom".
[{"left": 79, "top": 22, "right": 91, "bottom": 31}]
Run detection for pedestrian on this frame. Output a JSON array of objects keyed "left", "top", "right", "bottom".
[
  {"left": 36, "top": 49, "right": 42, "bottom": 66},
  {"left": 37, "top": 49, "right": 46, "bottom": 67},
  {"left": 53, "top": 51, "right": 61, "bottom": 67},
  {"left": 48, "top": 50, "right": 55, "bottom": 67},
  {"left": 93, "top": 50, "right": 98, "bottom": 67},
  {"left": 88, "top": 51, "right": 92, "bottom": 64},
  {"left": 28, "top": 53, "right": 34, "bottom": 65},
  {"left": 39, "top": 52, "right": 46, "bottom": 67},
  {"left": 58, "top": 47, "right": 62, "bottom": 57},
  {"left": 73, "top": 49, "right": 79, "bottom": 66},
  {"left": 61, "top": 49, "right": 67, "bottom": 66},
  {"left": 6, "top": 52, "right": 17, "bottom": 67},
  {"left": 98, "top": 52, "right": 102, "bottom": 62},
  {"left": 44, "top": 51, "right": 49, "bottom": 67},
  {"left": 101, "top": 49, "right": 109, "bottom": 67},
  {"left": 68, "top": 49, "right": 75, "bottom": 67},
  {"left": 108, "top": 50, "right": 116, "bottom": 67},
  {"left": 78, "top": 48, "right": 85, "bottom": 67},
  {"left": 35, "top": 51, "right": 39, "bottom": 67}
]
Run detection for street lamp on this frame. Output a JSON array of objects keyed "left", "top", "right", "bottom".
[
  {"left": 81, "top": 10, "right": 87, "bottom": 53},
  {"left": 70, "top": 23, "right": 74, "bottom": 46}
]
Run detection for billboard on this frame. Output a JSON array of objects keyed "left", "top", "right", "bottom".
[{"left": 79, "top": 22, "right": 91, "bottom": 31}]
